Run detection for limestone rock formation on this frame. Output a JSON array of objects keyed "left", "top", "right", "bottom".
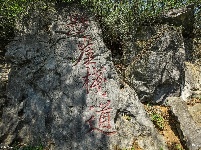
[
  {"left": 0, "top": 4, "right": 168, "bottom": 150},
  {"left": 121, "top": 5, "right": 196, "bottom": 104},
  {"left": 125, "top": 24, "right": 185, "bottom": 103}
]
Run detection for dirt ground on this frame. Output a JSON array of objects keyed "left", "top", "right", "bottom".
[
  {"left": 143, "top": 97, "right": 201, "bottom": 150},
  {"left": 115, "top": 103, "right": 185, "bottom": 150},
  {"left": 144, "top": 104, "right": 184, "bottom": 150}
]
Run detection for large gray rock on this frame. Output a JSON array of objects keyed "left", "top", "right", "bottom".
[
  {"left": 125, "top": 24, "right": 185, "bottom": 103},
  {"left": 0, "top": 3, "right": 168, "bottom": 150},
  {"left": 166, "top": 97, "right": 201, "bottom": 150}
]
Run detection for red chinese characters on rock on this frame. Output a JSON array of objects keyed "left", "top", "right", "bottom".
[
  {"left": 66, "top": 14, "right": 116, "bottom": 135},
  {"left": 89, "top": 66, "right": 107, "bottom": 96},
  {"left": 86, "top": 100, "right": 117, "bottom": 135},
  {"left": 74, "top": 35, "right": 107, "bottom": 96},
  {"left": 74, "top": 35, "right": 94, "bottom": 66},
  {"left": 67, "top": 15, "right": 107, "bottom": 95},
  {"left": 66, "top": 14, "right": 89, "bottom": 36},
  {"left": 82, "top": 66, "right": 107, "bottom": 96}
]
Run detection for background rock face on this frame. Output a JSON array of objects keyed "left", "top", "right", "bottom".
[
  {"left": 181, "top": 62, "right": 201, "bottom": 101},
  {"left": 125, "top": 25, "right": 185, "bottom": 103},
  {"left": 0, "top": 4, "right": 167, "bottom": 150}
]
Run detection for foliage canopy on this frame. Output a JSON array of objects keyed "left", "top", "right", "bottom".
[
  {"left": 0, "top": 0, "right": 200, "bottom": 44},
  {"left": 1, "top": 0, "right": 200, "bottom": 30}
]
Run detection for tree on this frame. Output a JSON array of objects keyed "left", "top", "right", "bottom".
[{"left": 0, "top": 0, "right": 200, "bottom": 46}]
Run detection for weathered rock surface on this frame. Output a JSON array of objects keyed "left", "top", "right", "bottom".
[
  {"left": 120, "top": 5, "right": 197, "bottom": 104},
  {"left": 0, "top": 40, "right": 11, "bottom": 129},
  {"left": 188, "top": 103, "right": 201, "bottom": 127},
  {"left": 181, "top": 62, "right": 201, "bottom": 101},
  {"left": 167, "top": 97, "right": 201, "bottom": 150},
  {"left": 125, "top": 24, "right": 185, "bottom": 103},
  {"left": 0, "top": 4, "right": 168, "bottom": 150}
]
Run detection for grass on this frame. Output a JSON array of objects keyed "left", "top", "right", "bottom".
[
  {"left": 122, "top": 113, "right": 132, "bottom": 121},
  {"left": 150, "top": 112, "right": 165, "bottom": 130},
  {"left": 145, "top": 103, "right": 165, "bottom": 131},
  {"left": 175, "top": 144, "right": 183, "bottom": 150}
]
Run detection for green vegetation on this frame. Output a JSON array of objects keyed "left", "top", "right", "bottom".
[
  {"left": 122, "top": 113, "right": 132, "bottom": 121},
  {"left": 83, "top": 0, "right": 200, "bottom": 33},
  {"left": 175, "top": 144, "right": 183, "bottom": 150},
  {"left": 1, "top": 0, "right": 200, "bottom": 38},
  {"left": 0, "top": 0, "right": 50, "bottom": 39},
  {"left": 145, "top": 103, "right": 165, "bottom": 130},
  {"left": 150, "top": 112, "right": 165, "bottom": 130}
]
